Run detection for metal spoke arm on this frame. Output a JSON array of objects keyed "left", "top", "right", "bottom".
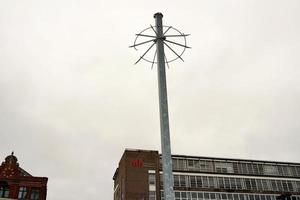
[
  {"left": 134, "top": 41, "right": 156, "bottom": 64},
  {"left": 150, "top": 24, "right": 158, "bottom": 36},
  {"left": 163, "top": 41, "right": 184, "bottom": 62},
  {"left": 129, "top": 39, "right": 156, "bottom": 48},
  {"left": 163, "top": 26, "right": 172, "bottom": 35},
  {"left": 135, "top": 34, "right": 157, "bottom": 38},
  {"left": 164, "top": 39, "right": 191, "bottom": 49},
  {"left": 164, "top": 34, "right": 190, "bottom": 37}
]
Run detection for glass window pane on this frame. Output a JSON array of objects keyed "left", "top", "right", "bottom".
[
  {"left": 190, "top": 176, "right": 197, "bottom": 188},
  {"left": 18, "top": 187, "right": 27, "bottom": 199},
  {"left": 0, "top": 186, "right": 9, "bottom": 198},
  {"left": 222, "top": 194, "right": 227, "bottom": 200},
  {"left": 211, "top": 193, "right": 216, "bottom": 199},
  {"left": 198, "top": 192, "right": 204, "bottom": 200},
  {"left": 197, "top": 176, "right": 203, "bottom": 188},
  {"left": 30, "top": 188, "right": 40, "bottom": 200},
  {"left": 204, "top": 193, "right": 210, "bottom": 200}
]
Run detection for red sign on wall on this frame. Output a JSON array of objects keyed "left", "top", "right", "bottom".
[{"left": 131, "top": 159, "right": 143, "bottom": 168}]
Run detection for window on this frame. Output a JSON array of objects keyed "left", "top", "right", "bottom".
[
  {"left": 233, "top": 194, "right": 239, "bottom": 200},
  {"left": 257, "top": 164, "right": 264, "bottom": 175},
  {"left": 178, "top": 159, "right": 187, "bottom": 170},
  {"left": 264, "top": 165, "right": 278, "bottom": 175},
  {"left": 255, "top": 195, "right": 261, "bottom": 200},
  {"left": 190, "top": 176, "right": 197, "bottom": 188},
  {"left": 287, "top": 181, "right": 294, "bottom": 191},
  {"left": 296, "top": 167, "right": 300, "bottom": 177},
  {"left": 253, "top": 164, "right": 259, "bottom": 174},
  {"left": 239, "top": 194, "right": 245, "bottom": 200},
  {"left": 191, "top": 192, "right": 197, "bottom": 200},
  {"left": 149, "top": 191, "right": 156, "bottom": 200},
  {"left": 175, "top": 192, "right": 180, "bottom": 200},
  {"left": 241, "top": 163, "right": 248, "bottom": 174},
  {"left": 271, "top": 180, "right": 278, "bottom": 191},
  {"left": 199, "top": 160, "right": 208, "bottom": 172},
  {"left": 236, "top": 178, "right": 243, "bottom": 189},
  {"left": 160, "top": 174, "right": 163, "bottom": 187},
  {"left": 179, "top": 175, "right": 187, "bottom": 187},
  {"left": 257, "top": 179, "right": 263, "bottom": 190},
  {"left": 224, "top": 177, "right": 230, "bottom": 189},
  {"left": 216, "top": 193, "right": 222, "bottom": 200},
  {"left": 250, "top": 179, "right": 257, "bottom": 190},
  {"left": 174, "top": 175, "right": 180, "bottom": 187},
  {"left": 149, "top": 174, "right": 156, "bottom": 186},
  {"left": 172, "top": 159, "right": 178, "bottom": 170},
  {"left": 247, "top": 163, "right": 254, "bottom": 174},
  {"left": 30, "top": 188, "right": 40, "bottom": 200},
  {"left": 0, "top": 186, "right": 9, "bottom": 198},
  {"left": 262, "top": 179, "right": 269, "bottom": 191},
  {"left": 211, "top": 193, "right": 216, "bottom": 200},
  {"left": 245, "top": 179, "right": 251, "bottom": 190},
  {"left": 198, "top": 192, "right": 204, "bottom": 200},
  {"left": 204, "top": 193, "right": 210, "bottom": 200},
  {"left": 290, "top": 166, "right": 298, "bottom": 177},
  {"left": 187, "top": 159, "right": 195, "bottom": 170},
  {"left": 193, "top": 160, "right": 200, "bottom": 171},
  {"left": 215, "top": 161, "right": 234, "bottom": 173},
  {"left": 197, "top": 176, "right": 202, "bottom": 188},
  {"left": 230, "top": 178, "right": 236, "bottom": 189},
  {"left": 181, "top": 192, "right": 187, "bottom": 200},
  {"left": 148, "top": 173, "right": 156, "bottom": 198},
  {"left": 218, "top": 177, "right": 225, "bottom": 189},
  {"left": 233, "top": 162, "right": 239, "bottom": 173},
  {"left": 221, "top": 193, "right": 227, "bottom": 200},
  {"left": 18, "top": 187, "right": 27, "bottom": 199},
  {"left": 282, "top": 180, "right": 288, "bottom": 191},
  {"left": 202, "top": 176, "right": 209, "bottom": 188},
  {"left": 208, "top": 176, "right": 215, "bottom": 188},
  {"left": 277, "top": 180, "right": 283, "bottom": 191},
  {"left": 295, "top": 181, "right": 300, "bottom": 192}
]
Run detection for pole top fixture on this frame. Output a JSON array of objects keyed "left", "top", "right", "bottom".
[
  {"left": 130, "top": 13, "right": 190, "bottom": 68},
  {"left": 154, "top": 12, "right": 163, "bottom": 18}
]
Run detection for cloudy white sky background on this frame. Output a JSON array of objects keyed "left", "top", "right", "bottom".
[{"left": 1, "top": 0, "right": 300, "bottom": 199}]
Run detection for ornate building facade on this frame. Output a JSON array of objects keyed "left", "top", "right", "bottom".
[
  {"left": 113, "top": 149, "right": 300, "bottom": 200},
  {"left": 0, "top": 153, "right": 48, "bottom": 200}
]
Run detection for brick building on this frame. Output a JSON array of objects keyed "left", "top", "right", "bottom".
[
  {"left": 113, "top": 149, "right": 300, "bottom": 200},
  {"left": 0, "top": 152, "right": 48, "bottom": 200}
]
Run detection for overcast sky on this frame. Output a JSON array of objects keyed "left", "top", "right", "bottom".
[{"left": 1, "top": 0, "right": 300, "bottom": 199}]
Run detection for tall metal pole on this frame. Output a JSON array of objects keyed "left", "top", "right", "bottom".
[{"left": 154, "top": 12, "right": 175, "bottom": 200}]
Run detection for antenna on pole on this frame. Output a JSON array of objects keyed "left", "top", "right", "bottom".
[{"left": 130, "top": 12, "right": 190, "bottom": 200}]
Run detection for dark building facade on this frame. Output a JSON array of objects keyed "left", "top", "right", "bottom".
[
  {"left": 0, "top": 153, "right": 48, "bottom": 200},
  {"left": 113, "top": 149, "right": 300, "bottom": 200}
]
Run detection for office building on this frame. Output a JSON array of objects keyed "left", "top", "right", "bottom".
[{"left": 113, "top": 149, "right": 300, "bottom": 200}]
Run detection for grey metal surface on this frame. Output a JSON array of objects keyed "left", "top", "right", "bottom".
[{"left": 154, "top": 12, "right": 175, "bottom": 200}]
